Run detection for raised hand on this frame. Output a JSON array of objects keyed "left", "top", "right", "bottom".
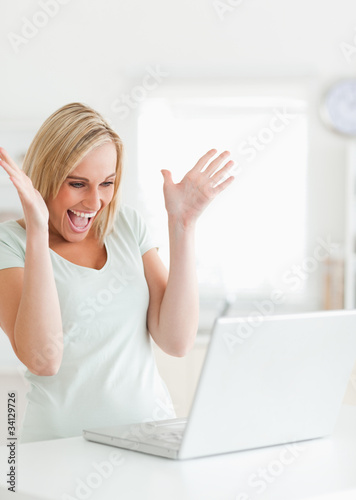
[
  {"left": 0, "top": 147, "right": 49, "bottom": 232},
  {"left": 160, "top": 149, "right": 235, "bottom": 227}
]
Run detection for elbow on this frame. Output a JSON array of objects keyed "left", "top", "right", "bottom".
[
  {"left": 170, "top": 349, "right": 189, "bottom": 358},
  {"left": 29, "top": 351, "right": 63, "bottom": 376},
  {"left": 29, "top": 363, "right": 61, "bottom": 377},
  {"left": 163, "top": 339, "right": 196, "bottom": 358},
  {"left": 16, "top": 349, "right": 63, "bottom": 377},
  {"left": 13, "top": 328, "right": 64, "bottom": 376},
  {"left": 150, "top": 324, "right": 197, "bottom": 357}
]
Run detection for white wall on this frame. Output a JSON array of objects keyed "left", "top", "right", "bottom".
[
  {"left": 1, "top": 0, "right": 356, "bottom": 353},
  {"left": 1, "top": 0, "right": 356, "bottom": 433},
  {"left": 1, "top": 0, "right": 354, "bottom": 286}
]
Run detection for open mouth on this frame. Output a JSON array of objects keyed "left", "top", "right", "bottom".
[{"left": 67, "top": 209, "right": 97, "bottom": 232}]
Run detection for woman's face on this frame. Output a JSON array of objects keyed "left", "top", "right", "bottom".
[{"left": 46, "top": 141, "right": 117, "bottom": 243}]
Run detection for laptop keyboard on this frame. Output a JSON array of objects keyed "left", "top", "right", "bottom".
[
  {"left": 150, "top": 429, "right": 184, "bottom": 444},
  {"left": 142, "top": 418, "right": 187, "bottom": 445}
]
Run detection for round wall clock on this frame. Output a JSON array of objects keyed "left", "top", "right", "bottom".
[{"left": 320, "top": 78, "right": 356, "bottom": 136}]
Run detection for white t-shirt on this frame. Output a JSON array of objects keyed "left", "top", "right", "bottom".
[{"left": 0, "top": 204, "right": 175, "bottom": 443}]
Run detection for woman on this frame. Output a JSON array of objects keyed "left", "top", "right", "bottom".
[{"left": 0, "top": 102, "right": 235, "bottom": 443}]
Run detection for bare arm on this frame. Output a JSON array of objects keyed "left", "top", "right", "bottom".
[
  {"left": 143, "top": 149, "right": 235, "bottom": 356},
  {"left": 16, "top": 227, "right": 62, "bottom": 375},
  {"left": 0, "top": 148, "right": 63, "bottom": 375},
  {"left": 143, "top": 219, "right": 198, "bottom": 357}
]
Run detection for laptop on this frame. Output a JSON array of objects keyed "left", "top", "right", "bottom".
[{"left": 83, "top": 310, "right": 356, "bottom": 459}]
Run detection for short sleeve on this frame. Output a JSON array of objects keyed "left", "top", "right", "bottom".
[
  {"left": 135, "top": 210, "right": 159, "bottom": 256},
  {"left": 0, "top": 224, "right": 25, "bottom": 270},
  {"left": 121, "top": 205, "right": 159, "bottom": 256}
]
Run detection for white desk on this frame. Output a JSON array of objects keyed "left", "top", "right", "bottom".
[{"left": 0, "top": 405, "right": 356, "bottom": 500}]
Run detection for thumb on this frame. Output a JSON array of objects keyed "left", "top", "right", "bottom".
[{"left": 160, "top": 169, "right": 173, "bottom": 183}]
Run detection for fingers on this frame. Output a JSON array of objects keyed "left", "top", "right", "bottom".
[
  {"left": 0, "top": 149, "right": 20, "bottom": 178},
  {"left": 203, "top": 150, "right": 231, "bottom": 177},
  {"left": 191, "top": 149, "right": 218, "bottom": 173},
  {"left": 0, "top": 148, "right": 19, "bottom": 170},
  {"left": 210, "top": 159, "right": 235, "bottom": 184},
  {"left": 0, "top": 157, "right": 17, "bottom": 177},
  {"left": 190, "top": 149, "right": 236, "bottom": 195},
  {"left": 0, "top": 155, "right": 32, "bottom": 201},
  {"left": 212, "top": 173, "right": 235, "bottom": 194},
  {"left": 206, "top": 158, "right": 235, "bottom": 197}
]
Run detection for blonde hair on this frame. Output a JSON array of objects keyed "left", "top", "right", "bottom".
[{"left": 22, "top": 102, "right": 124, "bottom": 244}]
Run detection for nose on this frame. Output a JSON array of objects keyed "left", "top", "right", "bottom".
[{"left": 83, "top": 186, "right": 102, "bottom": 212}]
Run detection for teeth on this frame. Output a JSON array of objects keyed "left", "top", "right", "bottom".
[{"left": 69, "top": 209, "right": 97, "bottom": 218}]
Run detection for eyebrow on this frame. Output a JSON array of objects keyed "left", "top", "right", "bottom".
[{"left": 67, "top": 173, "right": 116, "bottom": 181}]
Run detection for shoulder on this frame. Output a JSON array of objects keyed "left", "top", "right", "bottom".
[
  {"left": 117, "top": 203, "right": 142, "bottom": 223},
  {"left": 0, "top": 220, "right": 24, "bottom": 243},
  {"left": 110, "top": 203, "right": 157, "bottom": 255},
  {"left": 0, "top": 220, "right": 26, "bottom": 264},
  {"left": 114, "top": 203, "right": 148, "bottom": 233}
]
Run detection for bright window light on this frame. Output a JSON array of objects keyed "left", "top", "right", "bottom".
[{"left": 137, "top": 96, "right": 308, "bottom": 299}]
